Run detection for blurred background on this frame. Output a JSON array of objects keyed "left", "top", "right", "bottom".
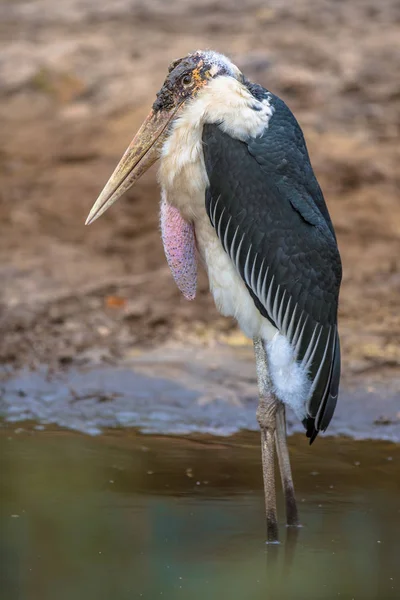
[
  {"left": 0, "top": 0, "right": 399, "bottom": 382},
  {"left": 1, "top": 3, "right": 400, "bottom": 599}
]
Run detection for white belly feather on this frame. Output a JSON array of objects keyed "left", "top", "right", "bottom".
[
  {"left": 194, "top": 216, "right": 277, "bottom": 341},
  {"left": 195, "top": 214, "right": 311, "bottom": 420}
]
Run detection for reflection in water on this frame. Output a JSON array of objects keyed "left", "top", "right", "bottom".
[
  {"left": 0, "top": 426, "right": 399, "bottom": 600},
  {"left": 283, "top": 525, "right": 300, "bottom": 572}
]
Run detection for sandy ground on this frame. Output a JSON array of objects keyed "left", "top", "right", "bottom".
[{"left": 0, "top": 0, "right": 399, "bottom": 389}]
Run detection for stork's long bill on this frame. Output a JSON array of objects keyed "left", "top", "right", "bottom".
[{"left": 85, "top": 110, "right": 171, "bottom": 224}]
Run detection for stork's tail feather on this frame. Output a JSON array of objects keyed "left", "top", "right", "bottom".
[{"left": 303, "top": 331, "right": 341, "bottom": 445}]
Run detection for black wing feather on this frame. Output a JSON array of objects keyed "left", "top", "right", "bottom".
[{"left": 202, "top": 96, "right": 342, "bottom": 441}]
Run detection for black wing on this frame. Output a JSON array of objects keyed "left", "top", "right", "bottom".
[{"left": 202, "top": 97, "right": 342, "bottom": 442}]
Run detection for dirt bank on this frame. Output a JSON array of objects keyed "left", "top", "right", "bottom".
[{"left": 0, "top": 0, "right": 399, "bottom": 388}]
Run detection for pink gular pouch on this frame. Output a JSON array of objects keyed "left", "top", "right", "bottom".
[{"left": 160, "top": 199, "right": 197, "bottom": 301}]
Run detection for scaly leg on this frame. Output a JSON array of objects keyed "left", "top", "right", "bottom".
[
  {"left": 253, "top": 337, "right": 280, "bottom": 543},
  {"left": 275, "top": 404, "right": 299, "bottom": 527}
]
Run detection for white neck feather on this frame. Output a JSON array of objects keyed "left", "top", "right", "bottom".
[{"left": 158, "top": 76, "right": 273, "bottom": 210}]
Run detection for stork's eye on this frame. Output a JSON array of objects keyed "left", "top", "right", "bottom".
[{"left": 181, "top": 74, "right": 193, "bottom": 87}]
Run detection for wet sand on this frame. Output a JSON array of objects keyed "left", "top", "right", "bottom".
[{"left": 1, "top": 343, "right": 400, "bottom": 441}]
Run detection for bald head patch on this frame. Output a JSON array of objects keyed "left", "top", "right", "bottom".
[{"left": 153, "top": 50, "right": 243, "bottom": 113}]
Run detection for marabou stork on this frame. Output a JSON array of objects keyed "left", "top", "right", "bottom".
[{"left": 86, "top": 50, "right": 342, "bottom": 543}]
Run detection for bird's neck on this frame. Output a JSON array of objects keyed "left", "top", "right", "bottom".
[{"left": 157, "top": 76, "right": 274, "bottom": 222}]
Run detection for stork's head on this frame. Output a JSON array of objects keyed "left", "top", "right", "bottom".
[{"left": 86, "top": 50, "right": 243, "bottom": 224}]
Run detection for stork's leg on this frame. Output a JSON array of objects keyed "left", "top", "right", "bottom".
[
  {"left": 275, "top": 404, "right": 299, "bottom": 527},
  {"left": 253, "top": 337, "right": 279, "bottom": 543}
]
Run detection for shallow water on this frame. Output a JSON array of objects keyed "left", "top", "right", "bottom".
[{"left": 1, "top": 425, "right": 399, "bottom": 600}]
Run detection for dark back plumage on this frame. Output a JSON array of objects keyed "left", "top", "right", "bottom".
[{"left": 202, "top": 87, "right": 342, "bottom": 442}]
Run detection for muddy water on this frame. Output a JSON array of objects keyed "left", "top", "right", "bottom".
[{"left": 1, "top": 425, "right": 399, "bottom": 600}]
